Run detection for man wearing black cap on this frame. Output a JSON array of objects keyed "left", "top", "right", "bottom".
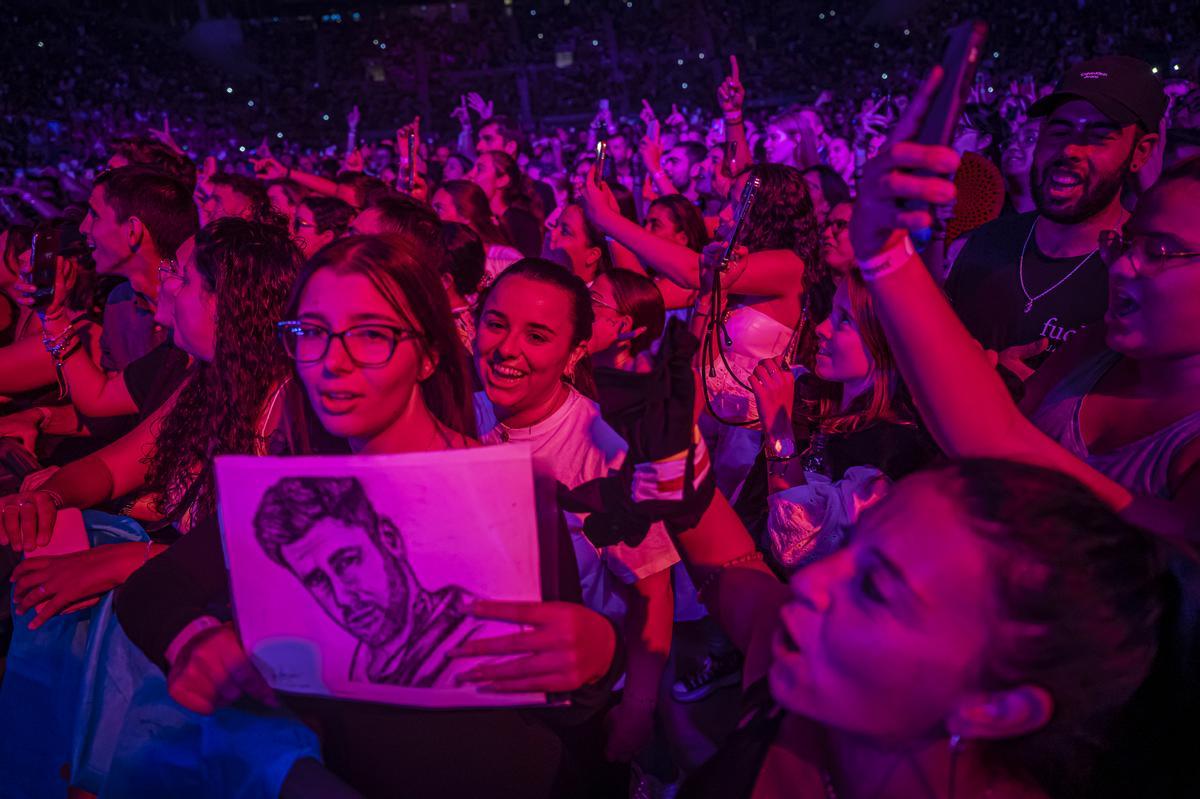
[{"left": 944, "top": 55, "right": 1165, "bottom": 367}]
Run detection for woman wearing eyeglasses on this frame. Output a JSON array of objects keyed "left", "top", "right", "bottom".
[
  {"left": 849, "top": 100, "right": 1200, "bottom": 792},
  {"left": 110, "top": 237, "right": 623, "bottom": 798}
]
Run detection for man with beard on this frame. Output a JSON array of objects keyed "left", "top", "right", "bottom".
[
  {"left": 944, "top": 56, "right": 1164, "bottom": 361},
  {"left": 255, "top": 476, "right": 482, "bottom": 688}
]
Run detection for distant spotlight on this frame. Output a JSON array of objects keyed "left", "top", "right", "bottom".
[
  {"left": 987, "top": 86, "right": 995, "bottom": 93},
  {"left": 819, "top": 13, "right": 826, "bottom": 19},
  {"left": 1151, "top": 67, "right": 1159, "bottom": 74},
  {"left": 276, "top": 132, "right": 284, "bottom": 139},
  {"left": 322, "top": 114, "right": 330, "bottom": 121},
  {"left": 830, "top": 9, "right": 836, "bottom": 16},
  {"left": 226, "top": 87, "right": 234, "bottom": 94},
  {"left": 380, "top": 43, "right": 386, "bottom": 49},
  {"left": 37, "top": 41, "right": 44, "bottom": 48},
  {"left": 882, "top": 73, "right": 888, "bottom": 80},
  {"left": 1173, "top": 64, "right": 1181, "bottom": 71},
  {"left": 904, "top": 29, "right": 911, "bottom": 36},
  {"left": 238, "top": 145, "right": 246, "bottom": 152},
  {"left": 681, "top": 82, "right": 689, "bottom": 89},
  {"left": 537, "top": 33, "right": 544, "bottom": 39},
  {"left": 592, "top": 39, "right": 599, "bottom": 46},
  {"left": 993, "top": 51, "right": 1000, "bottom": 58},
  {"left": 247, "top": 100, "right": 255, "bottom": 107},
  {"left": 677, "top": 58, "right": 684, "bottom": 65},
  {"left": 698, "top": 52, "right": 705, "bottom": 59},
  {"left": 873, "top": 42, "right": 880, "bottom": 49}
]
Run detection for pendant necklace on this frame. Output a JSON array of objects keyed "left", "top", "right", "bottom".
[{"left": 1017, "top": 216, "right": 1098, "bottom": 314}]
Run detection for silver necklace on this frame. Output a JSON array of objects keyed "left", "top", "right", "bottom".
[{"left": 1017, "top": 216, "right": 1098, "bottom": 314}]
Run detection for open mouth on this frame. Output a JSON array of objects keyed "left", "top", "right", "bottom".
[
  {"left": 486, "top": 360, "right": 527, "bottom": 387},
  {"left": 1109, "top": 287, "right": 1141, "bottom": 319},
  {"left": 317, "top": 388, "right": 363, "bottom": 413},
  {"left": 1044, "top": 167, "right": 1084, "bottom": 197}
]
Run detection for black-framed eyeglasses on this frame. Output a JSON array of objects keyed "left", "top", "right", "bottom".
[
  {"left": 1099, "top": 230, "right": 1200, "bottom": 277},
  {"left": 277, "top": 320, "right": 422, "bottom": 367}
]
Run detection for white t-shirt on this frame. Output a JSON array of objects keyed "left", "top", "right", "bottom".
[{"left": 475, "top": 388, "right": 681, "bottom": 621}]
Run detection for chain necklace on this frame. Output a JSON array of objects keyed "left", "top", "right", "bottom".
[{"left": 1017, "top": 216, "right": 1098, "bottom": 314}]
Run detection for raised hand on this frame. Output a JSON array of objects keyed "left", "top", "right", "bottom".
[
  {"left": 664, "top": 103, "right": 687, "bottom": 128},
  {"left": 717, "top": 55, "right": 746, "bottom": 120},
  {"left": 451, "top": 95, "right": 471, "bottom": 127},
  {"left": 850, "top": 67, "right": 960, "bottom": 260},
  {"left": 640, "top": 134, "right": 664, "bottom": 174},
  {"left": 251, "top": 156, "right": 287, "bottom": 181},
  {"left": 147, "top": 114, "right": 181, "bottom": 154},
  {"left": 749, "top": 356, "right": 796, "bottom": 441},
  {"left": 639, "top": 98, "right": 658, "bottom": 130},
  {"left": 466, "top": 92, "right": 494, "bottom": 120},
  {"left": 451, "top": 600, "right": 617, "bottom": 693},
  {"left": 578, "top": 164, "right": 620, "bottom": 222},
  {"left": 346, "top": 105, "right": 361, "bottom": 130}
]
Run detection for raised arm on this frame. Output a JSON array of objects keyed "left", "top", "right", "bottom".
[
  {"left": 848, "top": 68, "right": 1135, "bottom": 515},
  {"left": 717, "top": 56, "right": 752, "bottom": 176},
  {"left": 252, "top": 157, "right": 355, "bottom": 208},
  {"left": 578, "top": 172, "right": 703, "bottom": 287}
]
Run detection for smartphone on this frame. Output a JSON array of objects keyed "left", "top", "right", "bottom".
[
  {"left": 28, "top": 225, "right": 61, "bottom": 312},
  {"left": 916, "top": 20, "right": 989, "bottom": 147},
  {"left": 594, "top": 139, "right": 609, "bottom": 185}
]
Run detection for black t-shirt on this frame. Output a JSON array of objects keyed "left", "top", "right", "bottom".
[
  {"left": 944, "top": 211, "right": 1109, "bottom": 354},
  {"left": 122, "top": 340, "right": 192, "bottom": 419}
]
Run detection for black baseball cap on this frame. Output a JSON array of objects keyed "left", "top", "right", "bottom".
[{"left": 1030, "top": 55, "right": 1167, "bottom": 131}]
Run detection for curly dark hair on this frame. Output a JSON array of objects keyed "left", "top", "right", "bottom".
[
  {"left": 143, "top": 217, "right": 303, "bottom": 521},
  {"left": 737, "top": 163, "right": 829, "bottom": 367}
]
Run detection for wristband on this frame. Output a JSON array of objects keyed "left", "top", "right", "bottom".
[
  {"left": 40, "top": 488, "right": 65, "bottom": 509},
  {"left": 856, "top": 233, "right": 916, "bottom": 281}
]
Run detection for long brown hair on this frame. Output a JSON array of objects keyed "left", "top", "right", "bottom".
[
  {"left": 806, "top": 271, "right": 914, "bottom": 435},
  {"left": 285, "top": 234, "right": 477, "bottom": 445},
  {"left": 144, "top": 218, "right": 303, "bottom": 520}
]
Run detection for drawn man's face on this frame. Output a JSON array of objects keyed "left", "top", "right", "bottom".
[{"left": 280, "top": 518, "right": 410, "bottom": 648}]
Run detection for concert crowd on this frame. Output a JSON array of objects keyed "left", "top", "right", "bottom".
[{"left": 0, "top": 0, "right": 1199, "bottom": 797}]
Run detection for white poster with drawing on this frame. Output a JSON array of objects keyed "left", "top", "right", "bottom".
[{"left": 215, "top": 445, "right": 545, "bottom": 708}]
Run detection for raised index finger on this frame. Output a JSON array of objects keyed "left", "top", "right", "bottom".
[{"left": 730, "top": 55, "right": 740, "bottom": 82}]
